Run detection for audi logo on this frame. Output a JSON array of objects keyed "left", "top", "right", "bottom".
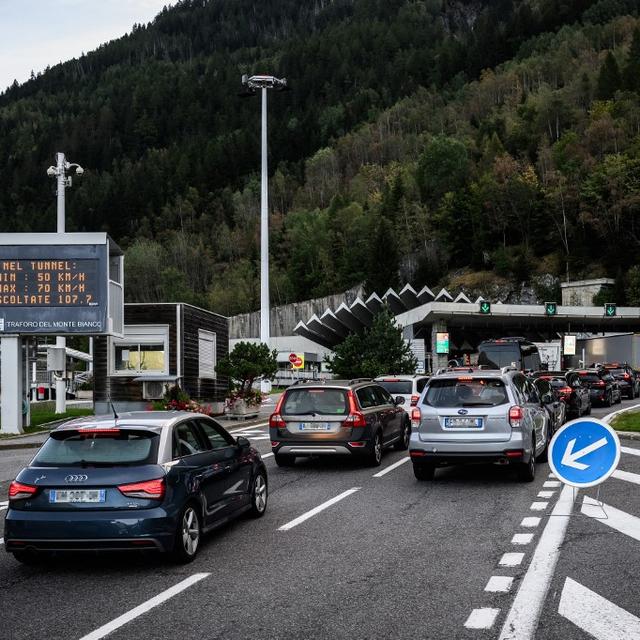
[{"left": 64, "top": 474, "right": 88, "bottom": 483}]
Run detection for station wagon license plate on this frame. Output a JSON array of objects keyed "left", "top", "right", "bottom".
[
  {"left": 444, "top": 417, "right": 483, "bottom": 428},
  {"left": 298, "top": 422, "right": 331, "bottom": 431},
  {"left": 49, "top": 489, "right": 106, "bottom": 504}
]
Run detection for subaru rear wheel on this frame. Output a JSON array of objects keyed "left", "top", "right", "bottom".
[
  {"left": 394, "top": 420, "right": 410, "bottom": 451},
  {"left": 172, "top": 504, "right": 201, "bottom": 563},
  {"left": 518, "top": 444, "right": 536, "bottom": 483}
]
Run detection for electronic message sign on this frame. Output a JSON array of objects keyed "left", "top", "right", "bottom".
[{"left": 0, "top": 236, "right": 117, "bottom": 335}]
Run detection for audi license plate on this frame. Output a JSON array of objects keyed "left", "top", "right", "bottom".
[
  {"left": 298, "top": 422, "right": 331, "bottom": 431},
  {"left": 444, "top": 417, "right": 483, "bottom": 428},
  {"left": 49, "top": 489, "right": 106, "bottom": 504}
]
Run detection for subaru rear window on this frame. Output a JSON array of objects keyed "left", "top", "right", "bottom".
[
  {"left": 423, "top": 378, "right": 508, "bottom": 407},
  {"left": 282, "top": 388, "right": 348, "bottom": 415},
  {"left": 377, "top": 380, "right": 412, "bottom": 395},
  {"left": 33, "top": 429, "right": 159, "bottom": 467}
]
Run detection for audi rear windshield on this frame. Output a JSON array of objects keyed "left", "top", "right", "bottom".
[
  {"left": 422, "top": 378, "right": 509, "bottom": 408},
  {"left": 281, "top": 388, "right": 349, "bottom": 415},
  {"left": 32, "top": 429, "right": 159, "bottom": 467}
]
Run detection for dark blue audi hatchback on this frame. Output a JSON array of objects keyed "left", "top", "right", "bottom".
[{"left": 4, "top": 411, "right": 268, "bottom": 564}]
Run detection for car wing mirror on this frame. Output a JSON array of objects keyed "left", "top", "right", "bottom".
[
  {"left": 394, "top": 396, "right": 405, "bottom": 405},
  {"left": 236, "top": 436, "right": 250, "bottom": 449}
]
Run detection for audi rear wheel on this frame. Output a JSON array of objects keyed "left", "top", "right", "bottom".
[{"left": 172, "top": 503, "right": 201, "bottom": 564}]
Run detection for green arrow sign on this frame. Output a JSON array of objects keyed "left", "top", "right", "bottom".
[
  {"left": 545, "top": 302, "right": 557, "bottom": 316},
  {"left": 605, "top": 303, "right": 617, "bottom": 317},
  {"left": 479, "top": 301, "right": 491, "bottom": 314}
]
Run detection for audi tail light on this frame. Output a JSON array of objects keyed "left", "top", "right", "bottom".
[
  {"left": 8, "top": 481, "right": 37, "bottom": 501},
  {"left": 410, "top": 395, "right": 420, "bottom": 406},
  {"left": 118, "top": 478, "right": 165, "bottom": 500},
  {"left": 509, "top": 406, "right": 524, "bottom": 428},
  {"left": 344, "top": 390, "right": 367, "bottom": 428}
]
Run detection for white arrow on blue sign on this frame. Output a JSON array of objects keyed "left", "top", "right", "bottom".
[{"left": 548, "top": 417, "right": 621, "bottom": 488}]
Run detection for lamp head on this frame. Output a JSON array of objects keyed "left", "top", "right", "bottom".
[{"left": 46, "top": 166, "right": 57, "bottom": 177}]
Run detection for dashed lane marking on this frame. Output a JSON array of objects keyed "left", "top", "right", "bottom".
[
  {"left": 499, "top": 553, "right": 524, "bottom": 567},
  {"left": 485, "top": 576, "right": 514, "bottom": 593},
  {"left": 530, "top": 502, "right": 548, "bottom": 511},
  {"left": 581, "top": 496, "right": 640, "bottom": 542},
  {"left": 262, "top": 453, "right": 274, "bottom": 459},
  {"left": 0, "top": 538, "right": 3, "bottom": 546},
  {"left": 543, "top": 481, "right": 560, "bottom": 488},
  {"left": 464, "top": 608, "right": 500, "bottom": 630},
  {"left": 622, "top": 446, "right": 640, "bottom": 457},
  {"left": 558, "top": 577, "right": 640, "bottom": 640},
  {"left": 372, "top": 456, "right": 410, "bottom": 478},
  {"left": 520, "top": 517, "right": 541, "bottom": 528},
  {"left": 537, "top": 491, "right": 555, "bottom": 498},
  {"left": 228, "top": 422, "right": 269, "bottom": 434},
  {"left": 278, "top": 488, "right": 360, "bottom": 531},
  {"left": 78, "top": 573, "right": 210, "bottom": 640},
  {"left": 612, "top": 469, "right": 640, "bottom": 485},
  {"left": 498, "top": 484, "right": 576, "bottom": 640},
  {"left": 511, "top": 533, "right": 534, "bottom": 545}
]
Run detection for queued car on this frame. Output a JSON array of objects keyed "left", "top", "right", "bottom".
[
  {"left": 531, "top": 376, "right": 566, "bottom": 433},
  {"left": 374, "top": 374, "right": 430, "bottom": 408},
  {"left": 530, "top": 371, "right": 591, "bottom": 418},
  {"left": 409, "top": 367, "right": 552, "bottom": 482},
  {"left": 575, "top": 369, "right": 622, "bottom": 407},
  {"left": 4, "top": 412, "right": 268, "bottom": 564},
  {"left": 600, "top": 363, "right": 640, "bottom": 399},
  {"left": 477, "top": 338, "right": 541, "bottom": 372},
  {"left": 269, "top": 379, "right": 410, "bottom": 467}
]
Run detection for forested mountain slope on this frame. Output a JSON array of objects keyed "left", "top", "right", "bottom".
[{"left": 3, "top": 0, "right": 640, "bottom": 314}]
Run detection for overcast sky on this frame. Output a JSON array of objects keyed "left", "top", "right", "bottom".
[{"left": 0, "top": 0, "right": 171, "bottom": 92}]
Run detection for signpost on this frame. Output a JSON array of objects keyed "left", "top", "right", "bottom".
[
  {"left": 289, "top": 353, "right": 304, "bottom": 369},
  {"left": 435, "top": 332, "right": 449, "bottom": 354},
  {"left": 545, "top": 302, "right": 557, "bottom": 316},
  {"left": 604, "top": 302, "right": 617, "bottom": 317},
  {"left": 479, "top": 301, "right": 491, "bottom": 315},
  {"left": 563, "top": 335, "right": 576, "bottom": 356},
  {"left": 548, "top": 418, "right": 621, "bottom": 488}
]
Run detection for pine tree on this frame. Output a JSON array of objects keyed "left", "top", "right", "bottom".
[
  {"left": 597, "top": 51, "right": 622, "bottom": 100},
  {"left": 623, "top": 28, "right": 640, "bottom": 92}
]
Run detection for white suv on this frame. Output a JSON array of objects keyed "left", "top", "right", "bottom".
[{"left": 374, "top": 375, "right": 430, "bottom": 409}]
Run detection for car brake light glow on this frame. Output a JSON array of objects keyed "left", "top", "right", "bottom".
[
  {"left": 411, "top": 407, "right": 421, "bottom": 428},
  {"left": 410, "top": 450, "right": 427, "bottom": 457},
  {"left": 505, "top": 450, "right": 524, "bottom": 458},
  {"left": 8, "top": 481, "right": 37, "bottom": 500},
  {"left": 78, "top": 428, "right": 121, "bottom": 435},
  {"left": 118, "top": 478, "right": 165, "bottom": 500},
  {"left": 348, "top": 441, "right": 366, "bottom": 447},
  {"left": 596, "top": 381, "right": 605, "bottom": 387},
  {"left": 410, "top": 395, "right": 420, "bottom": 406},
  {"left": 457, "top": 376, "right": 473, "bottom": 381},
  {"left": 509, "top": 406, "right": 524, "bottom": 428},
  {"left": 624, "top": 373, "right": 631, "bottom": 380}
]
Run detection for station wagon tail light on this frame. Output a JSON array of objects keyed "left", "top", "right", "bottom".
[
  {"left": 118, "top": 478, "right": 165, "bottom": 500},
  {"left": 410, "top": 395, "right": 420, "bottom": 406},
  {"left": 269, "top": 395, "right": 286, "bottom": 428},
  {"left": 8, "top": 481, "right": 37, "bottom": 500},
  {"left": 411, "top": 407, "right": 421, "bottom": 428},
  {"left": 558, "top": 386, "right": 572, "bottom": 399},
  {"left": 509, "top": 406, "right": 523, "bottom": 428},
  {"left": 344, "top": 390, "right": 367, "bottom": 428}
]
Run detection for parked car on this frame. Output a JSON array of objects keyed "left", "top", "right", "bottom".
[
  {"left": 477, "top": 338, "right": 541, "bottom": 372},
  {"left": 531, "top": 376, "right": 566, "bottom": 433},
  {"left": 4, "top": 412, "right": 268, "bottom": 564},
  {"left": 575, "top": 369, "right": 622, "bottom": 407},
  {"left": 269, "top": 379, "right": 410, "bottom": 467},
  {"left": 601, "top": 363, "right": 640, "bottom": 399},
  {"left": 374, "top": 374, "right": 430, "bottom": 408},
  {"left": 530, "top": 371, "right": 591, "bottom": 418},
  {"left": 409, "top": 368, "right": 551, "bottom": 482}
]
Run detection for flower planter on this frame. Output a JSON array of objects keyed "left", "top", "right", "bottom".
[{"left": 226, "top": 398, "right": 260, "bottom": 419}]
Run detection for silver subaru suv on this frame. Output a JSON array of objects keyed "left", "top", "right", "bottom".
[{"left": 409, "top": 367, "right": 551, "bottom": 482}]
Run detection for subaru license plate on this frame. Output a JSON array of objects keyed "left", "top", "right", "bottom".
[
  {"left": 444, "top": 417, "right": 483, "bottom": 428},
  {"left": 298, "top": 422, "right": 331, "bottom": 431},
  {"left": 50, "top": 489, "right": 106, "bottom": 503}
]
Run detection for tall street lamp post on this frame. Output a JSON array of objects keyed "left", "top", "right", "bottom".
[
  {"left": 240, "top": 74, "right": 287, "bottom": 352},
  {"left": 46, "top": 152, "right": 84, "bottom": 414}
]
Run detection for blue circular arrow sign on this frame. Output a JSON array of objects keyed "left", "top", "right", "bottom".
[{"left": 548, "top": 417, "right": 621, "bottom": 488}]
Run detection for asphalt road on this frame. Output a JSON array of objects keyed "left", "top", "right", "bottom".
[{"left": 0, "top": 399, "right": 638, "bottom": 640}]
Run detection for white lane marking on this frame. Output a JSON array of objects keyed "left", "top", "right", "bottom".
[
  {"left": 228, "top": 422, "right": 269, "bottom": 434},
  {"left": 520, "top": 517, "right": 541, "bottom": 528},
  {"left": 511, "top": 533, "right": 534, "bottom": 545},
  {"left": 499, "top": 553, "right": 524, "bottom": 567},
  {"left": 0, "top": 506, "right": 6, "bottom": 512},
  {"left": 548, "top": 473, "right": 556, "bottom": 478},
  {"left": 261, "top": 453, "right": 274, "bottom": 459},
  {"left": 464, "top": 608, "right": 500, "bottom": 630},
  {"left": 278, "top": 488, "right": 360, "bottom": 531},
  {"left": 373, "top": 456, "right": 410, "bottom": 478},
  {"left": 248, "top": 436, "right": 270, "bottom": 441},
  {"left": 543, "top": 481, "right": 560, "bottom": 488},
  {"left": 498, "top": 484, "right": 576, "bottom": 640},
  {"left": 558, "top": 577, "right": 640, "bottom": 640},
  {"left": 603, "top": 402, "right": 640, "bottom": 424},
  {"left": 0, "top": 538, "right": 3, "bottom": 545},
  {"left": 530, "top": 502, "right": 548, "bottom": 511},
  {"left": 485, "top": 576, "right": 514, "bottom": 593},
  {"left": 0, "top": 500, "right": 7, "bottom": 506},
  {"left": 78, "top": 573, "right": 210, "bottom": 640},
  {"left": 612, "top": 469, "right": 640, "bottom": 485},
  {"left": 582, "top": 496, "right": 640, "bottom": 542},
  {"left": 622, "top": 446, "right": 640, "bottom": 457},
  {"left": 537, "top": 491, "right": 555, "bottom": 498}
]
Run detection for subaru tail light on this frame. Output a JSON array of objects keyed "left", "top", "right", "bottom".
[
  {"left": 509, "top": 406, "right": 524, "bottom": 428},
  {"left": 410, "top": 395, "right": 420, "bottom": 406},
  {"left": 8, "top": 481, "right": 38, "bottom": 501},
  {"left": 411, "top": 407, "right": 421, "bottom": 429},
  {"left": 118, "top": 478, "right": 165, "bottom": 500}
]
